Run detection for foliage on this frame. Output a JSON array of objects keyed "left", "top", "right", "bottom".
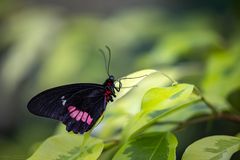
[
  {"left": 113, "top": 132, "right": 177, "bottom": 160},
  {"left": 28, "top": 133, "right": 104, "bottom": 160},
  {"left": 0, "top": 5, "right": 240, "bottom": 160},
  {"left": 182, "top": 135, "right": 240, "bottom": 160},
  {"left": 27, "top": 69, "right": 240, "bottom": 159}
]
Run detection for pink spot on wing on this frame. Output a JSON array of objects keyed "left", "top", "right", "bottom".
[
  {"left": 70, "top": 110, "right": 79, "bottom": 118},
  {"left": 68, "top": 106, "right": 76, "bottom": 113},
  {"left": 76, "top": 111, "right": 83, "bottom": 121},
  {"left": 87, "top": 116, "right": 93, "bottom": 125},
  {"left": 81, "top": 112, "right": 88, "bottom": 122}
]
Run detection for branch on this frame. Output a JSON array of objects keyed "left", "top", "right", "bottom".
[{"left": 174, "top": 113, "right": 240, "bottom": 131}]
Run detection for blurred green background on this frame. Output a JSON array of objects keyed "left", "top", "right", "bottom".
[{"left": 0, "top": 0, "right": 240, "bottom": 159}]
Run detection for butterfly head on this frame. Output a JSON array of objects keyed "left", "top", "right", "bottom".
[
  {"left": 104, "top": 75, "right": 115, "bottom": 87},
  {"left": 109, "top": 75, "right": 115, "bottom": 81}
]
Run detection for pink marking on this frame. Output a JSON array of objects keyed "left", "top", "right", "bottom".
[
  {"left": 76, "top": 111, "right": 83, "bottom": 121},
  {"left": 81, "top": 112, "right": 88, "bottom": 122},
  {"left": 70, "top": 110, "right": 79, "bottom": 118},
  {"left": 87, "top": 116, "right": 93, "bottom": 125},
  {"left": 68, "top": 106, "right": 76, "bottom": 113}
]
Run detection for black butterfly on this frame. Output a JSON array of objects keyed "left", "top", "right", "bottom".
[{"left": 27, "top": 46, "right": 121, "bottom": 134}]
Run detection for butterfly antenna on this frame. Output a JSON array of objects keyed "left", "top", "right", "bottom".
[
  {"left": 105, "top": 45, "right": 111, "bottom": 76},
  {"left": 99, "top": 48, "right": 110, "bottom": 76}
]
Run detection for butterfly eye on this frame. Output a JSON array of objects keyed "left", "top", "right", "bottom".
[{"left": 109, "top": 75, "right": 115, "bottom": 80}]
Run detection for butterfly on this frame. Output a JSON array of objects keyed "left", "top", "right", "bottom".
[{"left": 27, "top": 46, "right": 122, "bottom": 134}]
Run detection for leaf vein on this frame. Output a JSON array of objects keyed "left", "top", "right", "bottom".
[{"left": 149, "top": 135, "right": 164, "bottom": 160}]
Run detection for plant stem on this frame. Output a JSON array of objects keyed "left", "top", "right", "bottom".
[
  {"left": 217, "top": 113, "right": 240, "bottom": 122},
  {"left": 175, "top": 113, "right": 240, "bottom": 131},
  {"left": 202, "top": 97, "right": 218, "bottom": 115},
  {"left": 103, "top": 139, "right": 119, "bottom": 151}
]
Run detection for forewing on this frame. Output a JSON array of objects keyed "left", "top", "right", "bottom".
[{"left": 27, "top": 83, "right": 104, "bottom": 120}]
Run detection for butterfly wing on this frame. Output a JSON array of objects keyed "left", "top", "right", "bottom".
[
  {"left": 27, "top": 83, "right": 107, "bottom": 134},
  {"left": 62, "top": 89, "right": 107, "bottom": 134}
]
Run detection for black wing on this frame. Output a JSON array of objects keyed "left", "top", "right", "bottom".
[{"left": 27, "top": 83, "right": 107, "bottom": 134}]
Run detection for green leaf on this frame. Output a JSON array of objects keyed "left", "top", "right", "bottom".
[
  {"left": 99, "top": 145, "right": 120, "bottom": 160},
  {"left": 113, "top": 132, "right": 178, "bottom": 160},
  {"left": 182, "top": 135, "right": 240, "bottom": 160},
  {"left": 115, "top": 69, "right": 157, "bottom": 101},
  {"left": 122, "top": 83, "right": 209, "bottom": 139},
  {"left": 97, "top": 69, "right": 180, "bottom": 138},
  {"left": 108, "top": 69, "right": 180, "bottom": 115},
  {"left": 97, "top": 115, "right": 130, "bottom": 139},
  {"left": 28, "top": 134, "right": 104, "bottom": 160},
  {"left": 141, "top": 83, "right": 199, "bottom": 111},
  {"left": 143, "top": 101, "right": 211, "bottom": 133},
  {"left": 202, "top": 51, "right": 240, "bottom": 111}
]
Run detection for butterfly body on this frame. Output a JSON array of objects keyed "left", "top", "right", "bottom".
[{"left": 27, "top": 75, "right": 120, "bottom": 134}]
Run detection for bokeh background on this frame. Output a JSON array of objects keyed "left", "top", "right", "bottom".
[{"left": 0, "top": 0, "right": 240, "bottom": 159}]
